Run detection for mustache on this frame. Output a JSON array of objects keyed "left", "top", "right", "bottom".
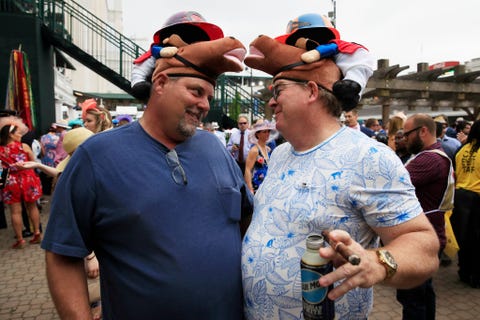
[{"left": 185, "top": 107, "right": 207, "bottom": 122}]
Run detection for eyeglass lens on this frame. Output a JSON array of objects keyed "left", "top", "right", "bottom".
[
  {"left": 166, "top": 149, "right": 187, "bottom": 185},
  {"left": 271, "top": 82, "right": 307, "bottom": 100}
]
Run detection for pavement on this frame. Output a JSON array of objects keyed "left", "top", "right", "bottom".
[{"left": 1, "top": 196, "right": 479, "bottom": 319}]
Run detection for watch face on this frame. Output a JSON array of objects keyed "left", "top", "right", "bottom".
[
  {"left": 378, "top": 250, "right": 398, "bottom": 281},
  {"left": 383, "top": 251, "right": 397, "bottom": 268}
]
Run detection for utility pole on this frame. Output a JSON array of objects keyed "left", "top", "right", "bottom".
[{"left": 328, "top": 0, "right": 337, "bottom": 27}]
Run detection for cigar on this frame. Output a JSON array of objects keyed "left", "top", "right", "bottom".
[{"left": 321, "top": 230, "right": 361, "bottom": 265}]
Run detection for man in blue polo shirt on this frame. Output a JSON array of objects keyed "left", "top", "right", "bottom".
[{"left": 42, "top": 12, "right": 251, "bottom": 320}]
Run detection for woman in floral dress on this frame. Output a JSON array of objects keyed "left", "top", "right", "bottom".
[
  {"left": 244, "top": 120, "right": 278, "bottom": 194},
  {"left": 0, "top": 122, "right": 42, "bottom": 248}
]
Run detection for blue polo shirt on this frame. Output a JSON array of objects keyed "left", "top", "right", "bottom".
[{"left": 42, "top": 122, "right": 251, "bottom": 319}]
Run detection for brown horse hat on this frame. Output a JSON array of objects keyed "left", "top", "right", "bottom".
[
  {"left": 152, "top": 36, "right": 247, "bottom": 85},
  {"left": 244, "top": 34, "right": 341, "bottom": 90}
]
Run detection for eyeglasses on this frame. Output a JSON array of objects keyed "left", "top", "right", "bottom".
[
  {"left": 238, "top": 122, "right": 248, "bottom": 125},
  {"left": 271, "top": 81, "right": 307, "bottom": 101},
  {"left": 166, "top": 149, "right": 187, "bottom": 185},
  {"left": 403, "top": 126, "right": 423, "bottom": 138}
]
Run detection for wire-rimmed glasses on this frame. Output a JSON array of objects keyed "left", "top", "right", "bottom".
[
  {"left": 271, "top": 81, "right": 308, "bottom": 101},
  {"left": 166, "top": 149, "right": 187, "bottom": 185}
]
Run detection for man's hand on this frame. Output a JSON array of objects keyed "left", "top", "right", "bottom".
[
  {"left": 457, "top": 131, "right": 467, "bottom": 144},
  {"left": 318, "top": 230, "right": 386, "bottom": 300},
  {"left": 84, "top": 255, "right": 100, "bottom": 279}
]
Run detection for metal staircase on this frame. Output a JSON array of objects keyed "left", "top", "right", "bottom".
[
  {"left": 35, "top": 0, "right": 142, "bottom": 94},
  {"left": 213, "top": 75, "right": 265, "bottom": 119},
  {"left": 1, "top": 0, "right": 265, "bottom": 119}
]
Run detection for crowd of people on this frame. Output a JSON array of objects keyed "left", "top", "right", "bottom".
[
  {"left": 0, "top": 98, "right": 134, "bottom": 319},
  {"left": 343, "top": 109, "right": 479, "bottom": 318},
  {"left": 1, "top": 8, "right": 478, "bottom": 320}
]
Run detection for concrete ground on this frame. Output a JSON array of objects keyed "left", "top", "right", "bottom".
[{"left": 1, "top": 196, "right": 479, "bottom": 319}]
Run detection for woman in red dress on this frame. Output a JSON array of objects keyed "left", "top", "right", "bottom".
[{"left": 0, "top": 123, "right": 42, "bottom": 248}]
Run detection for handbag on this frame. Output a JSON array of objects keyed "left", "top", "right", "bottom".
[
  {"left": 0, "top": 165, "right": 9, "bottom": 189},
  {"left": 0, "top": 156, "right": 12, "bottom": 190}
]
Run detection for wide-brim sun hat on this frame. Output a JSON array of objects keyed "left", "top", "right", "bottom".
[
  {"left": 433, "top": 116, "right": 447, "bottom": 124},
  {"left": 53, "top": 120, "right": 71, "bottom": 130},
  {"left": 248, "top": 120, "right": 279, "bottom": 145},
  {"left": 56, "top": 127, "right": 94, "bottom": 172}
]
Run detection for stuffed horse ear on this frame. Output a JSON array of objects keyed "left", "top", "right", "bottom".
[
  {"left": 156, "top": 34, "right": 189, "bottom": 58},
  {"left": 162, "top": 34, "right": 188, "bottom": 48},
  {"left": 294, "top": 37, "right": 319, "bottom": 51}
]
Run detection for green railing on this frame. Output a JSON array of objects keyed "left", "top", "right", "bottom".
[
  {"left": 0, "top": 0, "right": 145, "bottom": 88},
  {"left": 214, "top": 75, "right": 265, "bottom": 119},
  {"left": 36, "top": 0, "right": 144, "bottom": 83}
]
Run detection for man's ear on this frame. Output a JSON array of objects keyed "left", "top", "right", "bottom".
[
  {"left": 152, "top": 73, "right": 169, "bottom": 94},
  {"left": 307, "top": 81, "right": 320, "bottom": 100}
]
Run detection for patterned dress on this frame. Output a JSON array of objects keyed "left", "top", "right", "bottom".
[
  {"left": 242, "top": 127, "right": 422, "bottom": 320},
  {"left": 40, "top": 132, "right": 59, "bottom": 167},
  {"left": 251, "top": 146, "right": 270, "bottom": 193},
  {"left": 0, "top": 141, "right": 42, "bottom": 204}
]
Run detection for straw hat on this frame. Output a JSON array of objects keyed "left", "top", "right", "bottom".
[
  {"left": 391, "top": 111, "right": 407, "bottom": 122},
  {"left": 248, "top": 120, "right": 279, "bottom": 144},
  {"left": 433, "top": 116, "right": 447, "bottom": 124},
  {"left": 56, "top": 127, "right": 93, "bottom": 172},
  {"left": 53, "top": 120, "right": 71, "bottom": 130}
]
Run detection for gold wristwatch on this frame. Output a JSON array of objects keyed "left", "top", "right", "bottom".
[{"left": 376, "top": 249, "right": 398, "bottom": 280}]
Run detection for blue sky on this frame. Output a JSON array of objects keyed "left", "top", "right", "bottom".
[{"left": 122, "top": 0, "right": 480, "bottom": 76}]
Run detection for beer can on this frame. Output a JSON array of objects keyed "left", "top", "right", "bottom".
[{"left": 301, "top": 234, "right": 335, "bottom": 320}]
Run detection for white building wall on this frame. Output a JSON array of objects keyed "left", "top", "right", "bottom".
[
  {"left": 466, "top": 58, "right": 480, "bottom": 72},
  {"left": 54, "top": 68, "right": 77, "bottom": 122},
  {"left": 69, "top": 0, "right": 125, "bottom": 94}
]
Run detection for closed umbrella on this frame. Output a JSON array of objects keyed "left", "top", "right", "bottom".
[{"left": 5, "top": 46, "right": 36, "bottom": 130}]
